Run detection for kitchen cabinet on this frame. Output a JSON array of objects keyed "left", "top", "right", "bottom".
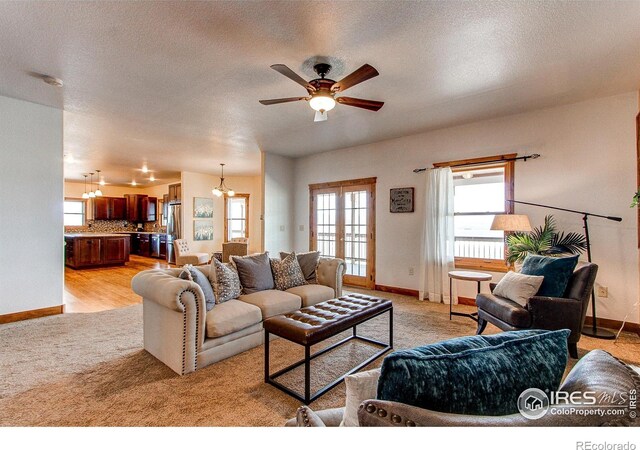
[
  {"left": 138, "top": 234, "right": 151, "bottom": 257},
  {"left": 65, "top": 235, "right": 130, "bottom": 269},
  {"left": 104, "top": 236, "right": 130, "bottom": 264},
  {"left": 142, "top": 196, "right": 157, "bottom": 222},
  {"left": 94, "top": 197, "right": 127, "bottom": 220},
  {"left": 125, "top": 194, "right": 157, "bottom": 222},
  {"left": 168, "top": 183, "right": 181, "bottom": 204}
]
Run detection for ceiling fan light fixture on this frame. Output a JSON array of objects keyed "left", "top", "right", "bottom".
[
  {"left": 314, "top": 110, "right": 328, "bottom": 122},
  {"left": 309, "top": 94, "right": 336, "bottom": 112}
]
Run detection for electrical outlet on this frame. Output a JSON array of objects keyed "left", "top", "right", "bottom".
[
  {"left": 299, "top": 225, "right": 304, "bottom": 231},
  {"left": 408, "top": 267, "right": 415, "bottom": 276},
  {"left": 279, "top": 225, "right": 285, "bottom": 232},
  {"left": 596, "top": 285, "right": 608, "bottom": 298}
]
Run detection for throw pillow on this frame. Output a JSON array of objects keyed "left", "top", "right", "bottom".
[
  {"left": 377, "top": 329, "right": 570, "bottom": 416},
  {"left": 270, "top": 253, "right": 307, "bottom": 291},
  {"left": 179, "top": 265, "right": 216, "bottom": 311},
  {"left": 211, "top": 258, "right": 242, "bottom": 303},
  {"left": 492, "top": 271, "right": 545, "bottom": 307},
  {"left": 520, "top": 254, "right": 579, "bottom": 297},
  {"left": 339, "top": 368, "right": 381, "bottom": 427},
  {"left": 280, "top": 251, "right": 321, "bottom": 283},
  {"left": 230, "top": 252, "right": 275, "bottom": 294}
]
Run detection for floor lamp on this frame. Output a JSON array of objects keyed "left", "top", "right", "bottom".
[{"left": 506, "top": 200, "right": 622, "bottom": 340}]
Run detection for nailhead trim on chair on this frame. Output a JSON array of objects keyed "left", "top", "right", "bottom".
[{"left": 178, "top": 288, "right": 201, "bottom": 375}]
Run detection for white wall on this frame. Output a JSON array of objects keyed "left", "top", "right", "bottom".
[
  {"left": 181, "top": 171, "right": 262, "bottom": 254},
  {"left": 291, "top": 92, "right": 639, "bottom": 323},
  {"left": 0, "top": 95, "right": 63, "bottom": 315},
  {"left": 262, "top": 152, "right": 295, "bottom": 254}
]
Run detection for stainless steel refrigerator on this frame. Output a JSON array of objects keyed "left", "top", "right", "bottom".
[{"left": 166, "top": 203, "right": 182, "bottom": 264}]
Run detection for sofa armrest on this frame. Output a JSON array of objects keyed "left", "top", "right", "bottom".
[
  {"left": 317, "top": 257, "right": 345, "bottom": 297},
  {"left": 132, "top": 269, "right": 205, "bottom": 313},
  {"left": 357, "top": 400, "right": 533, "bottom": 426},
  {"left": 285, "top": 406, "right": 345, "bottom": 427},
  {"left": 527, "top": 295, "right": 583, "bottom": 343},
  {"left": 131, "top": 269, "right": 206, "bottom": 375},
  {"left": 357, "top": 400, "right": 625, "bottom": 427}
]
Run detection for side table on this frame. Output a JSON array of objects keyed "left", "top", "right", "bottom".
[{"left": 448, "top": 270, "right": 492, "bottom": 322}]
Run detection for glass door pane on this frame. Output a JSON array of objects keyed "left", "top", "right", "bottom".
[
  {"left": 343, "top": 190, "right": 368, "bottom": 277},
  {"left": 315, "top": 192, "right": 337, "bottom": 258}
]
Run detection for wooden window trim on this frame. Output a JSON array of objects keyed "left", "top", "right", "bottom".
[
  {"left": 434, "top": 154, "right": 515, "bottom": 272},
  {"left": 224, "top": 193, "right": 249, "bottom": 243},
  {"left": 64, "top": 197, "right": 88, "bottom": 230}
]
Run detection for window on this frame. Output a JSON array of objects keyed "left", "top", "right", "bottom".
[
  {"left": 435, "top": 154, "right": 515, "bottom": 271},
  {"left": 64, "top": 199, "right": 86, "bottom": 226},
  {"left": 224, "top": 194, "right": 249, "bottom": 241}
]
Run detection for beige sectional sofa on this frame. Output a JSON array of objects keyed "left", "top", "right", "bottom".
[{"left": 131, "top": 257, "right": 345, "bottom": 375}]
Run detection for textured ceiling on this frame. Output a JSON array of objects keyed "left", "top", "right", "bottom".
[{"left": 1, "top": 1, "right": 640, "bottom": 185}]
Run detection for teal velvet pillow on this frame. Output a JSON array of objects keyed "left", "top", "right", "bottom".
[
  {"left": 376, "top": 329, "right": 569, "bottom": 416},
  {"left": 520, "top": 254, "right": 579, "bottom": 297}
]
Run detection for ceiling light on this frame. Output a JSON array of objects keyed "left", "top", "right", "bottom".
[
  {"left": 149, "top": 175, "right": 155, "bottom": 182},
  {"left": 42, "top": 75, "right": 63, "bottom": 87},
  {"left": 88, "top": 173, "right": 96, "bottom": 198},
  {"left": 142, "top": 165, "right": 148, "bottom": 173},
  {"left": 132, "top": 180, "right": 137, "bottom": 186},
  {"left": 94, "top": 170, "right": 103, "bottom": 196},
  {"left": 309, "top": 94, "right": 336, "bottom": 112},
  {"left": 82, "top": 174, "right": 89, "bottom": 199},
  {"left": 99, "top": 180, "right": 106, "bottom": 186},
  {"left": 212, "top": 163, "right": 235, "bottom": 197}
]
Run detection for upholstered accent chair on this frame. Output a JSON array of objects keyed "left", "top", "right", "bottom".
[
  {"left": 222, "top": 241, "right": 248, "bottom": 262},
  {"left": 173, "top": 239, "right": 210, "bottom": 266},
  {"left": 475, "top": 263, "right": 598, "bottom": 358}
]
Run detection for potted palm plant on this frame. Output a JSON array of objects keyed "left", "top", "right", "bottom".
[{"left": 506, "top": 215, "right": 588, "bottom": 264}]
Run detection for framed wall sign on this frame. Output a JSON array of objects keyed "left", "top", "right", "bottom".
[{"left": 390, "top": 187, "right": 414, "bottom": 213}]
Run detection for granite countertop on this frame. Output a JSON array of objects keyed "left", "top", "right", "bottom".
[{"left": 64, "top": 233, "right": 133, "bottom": 238}]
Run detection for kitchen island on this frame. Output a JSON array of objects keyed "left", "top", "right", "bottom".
[{"left": 64, "top": 233, "right": 131, "bottom": 269}]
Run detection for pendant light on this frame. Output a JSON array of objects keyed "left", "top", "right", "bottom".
[
  {"left": 94, "top": 170, "right": 103, "bottom": 197},
  {"left": 212, "top": 163, "right": 235, "bottom": 197},
  {"left": 88, "top": 172, "right": 96, "bottom": 198},
  {"left": 81, "top": 174, "right": 89, "bottom": 199}
]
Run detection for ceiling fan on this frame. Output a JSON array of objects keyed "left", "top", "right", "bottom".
[{"left": 259, "top": 63, "right": 384, "bottom": 122}]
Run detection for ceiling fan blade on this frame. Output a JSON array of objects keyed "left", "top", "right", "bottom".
[
  {"left": 336, "top": 96, "right": 384, "bottom": 111},
  {"left": 259, "top": 97, "right": 308, "bottom": 105},
  {"left": 332, "top": 64, "right": 379, "bottom": 92},
  {"left": 270, "top": 64, "right": 315, "bottom": 92}
]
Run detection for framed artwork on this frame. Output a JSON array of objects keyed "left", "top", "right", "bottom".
[
  {"left": 193, "top": 197, "right": 214, "bottom": 218},
  {"left": 390, "top": 187, "right": 414, "bottom": 213},
  {"left": 194, "top": 220, "right": 214, "bottom": 241}
]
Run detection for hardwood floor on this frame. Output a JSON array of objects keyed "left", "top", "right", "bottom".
[{"left": 64, "top": 255, "right": 173, "bottom": 313}]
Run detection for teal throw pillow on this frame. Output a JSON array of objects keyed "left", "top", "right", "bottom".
[
  {"left": 520, "top": 254, "right": 579, "bottom": 297},
  {"left": 377, "top": 329, "right": 569, "bottom": 416}
]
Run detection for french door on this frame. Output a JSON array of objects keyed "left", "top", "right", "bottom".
[{"left": 309, "top": 178, "right": 376, "bottom": 288}]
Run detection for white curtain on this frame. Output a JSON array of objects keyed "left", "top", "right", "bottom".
[{"left": 419, "top": 167, "right": 455, "bottom": 303}]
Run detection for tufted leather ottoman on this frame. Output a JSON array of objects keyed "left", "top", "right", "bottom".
[{"left": 264, "top": 293, "right": 393, "bottom": 404}]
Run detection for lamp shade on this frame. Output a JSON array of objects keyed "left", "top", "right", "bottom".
[{"left": 490, "top": 214, "right": 532, "bottom": 232}]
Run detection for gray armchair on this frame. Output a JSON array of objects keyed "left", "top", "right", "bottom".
[{"left": 475, "top": 263, "right": 598, "bottom": 358}]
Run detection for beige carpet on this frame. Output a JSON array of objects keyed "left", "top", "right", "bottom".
[{"left": 1, "top": 290, "right": 639, "bottom": 426}]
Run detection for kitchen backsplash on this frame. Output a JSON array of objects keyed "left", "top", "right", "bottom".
[{"left": 65, "top": 220, "right": 167, "bottom": 234}]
